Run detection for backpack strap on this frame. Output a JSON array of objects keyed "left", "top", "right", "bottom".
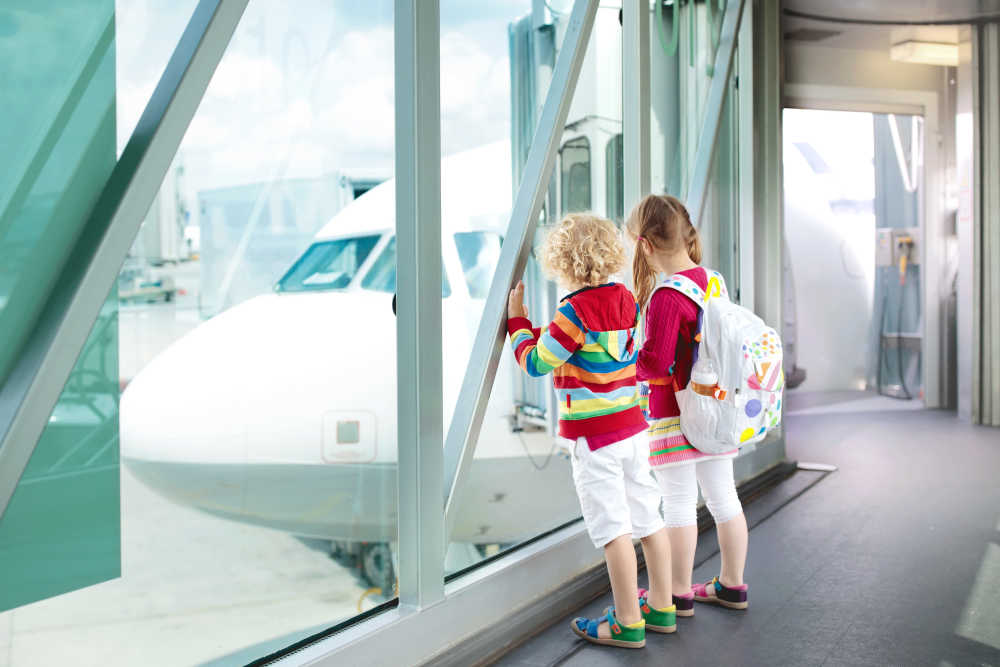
[
  {"left": 654, "top": 269, "right": 730, "bottom": 306},
  {"left": 657, "top": 273, "right": 707, "bottom": 309},
  {"left": 651, "top": 269, "right": 729, "bottom": 368}
]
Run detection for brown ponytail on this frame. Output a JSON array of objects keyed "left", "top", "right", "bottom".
[
  {"left": 626, "top": 194, "right": 702, "bottom": 311},
  {"left": 681, "top": 209, "right": 702, "bottom": 264},
  {"left": 632, "top": 242, "right": 658, "bottom": 316}
]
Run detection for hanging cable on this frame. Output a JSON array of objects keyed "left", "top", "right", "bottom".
[
  {"left": 655, "top": 0, "right": 680, "bottom": 57},
  {"left": 513, "top": 420, "right": 558, "bottom": 471}
]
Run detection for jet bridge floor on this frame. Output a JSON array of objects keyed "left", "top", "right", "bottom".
[{"left": 493, "top": 408, "right": 1000, "bottom": 666}]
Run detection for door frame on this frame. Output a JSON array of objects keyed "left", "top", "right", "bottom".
[{"left": 782, "top": 83, "right": 943, "bottom": 408}]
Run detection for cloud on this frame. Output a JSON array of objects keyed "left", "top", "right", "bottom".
[
  {"left": 117, "top": 5, "right": 518, "bottom": 209},
  {"left": 440, "top": 30, "right": 512, "bottom": 154},
  {"left": 206, "top": 51, "right": 285, "bottom": 100}
]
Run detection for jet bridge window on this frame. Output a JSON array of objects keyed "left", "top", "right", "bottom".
[
  {"left": 276, "top": 235, "right": 380, "bottom": 292},
  {"left": 560, "top": 136, "right": 591, "bottom": 214},
  {"left": 361, "top": 236, "right": 452, "bottom": 297},
  {"left": 454, "top": 231, "right": 502, "bottom": 299}
]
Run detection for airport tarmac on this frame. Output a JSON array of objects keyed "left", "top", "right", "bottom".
[{"left": 0, "top": 465, "right": 376, "bottom": 667}]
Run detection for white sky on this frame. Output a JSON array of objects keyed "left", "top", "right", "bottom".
[{"left": 115, "top": 0, "right": 531, "bottom": 194}]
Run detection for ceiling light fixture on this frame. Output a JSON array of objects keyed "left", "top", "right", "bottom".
[{"left": 890, "top": 40, "right": 959, "bottom": 67}]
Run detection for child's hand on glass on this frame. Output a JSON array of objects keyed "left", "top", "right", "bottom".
[{"left": 508, "top": 280, "right": 529, "bottom": 319}]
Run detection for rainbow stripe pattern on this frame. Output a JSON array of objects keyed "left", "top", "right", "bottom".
[
  {"left": 646, "top": 415, "right": 738, "bottom": 468},
  {"left": 507, "top": 286, "right": 647, "bottom": 441}
]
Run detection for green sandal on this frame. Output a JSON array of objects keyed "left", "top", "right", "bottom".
[
  {"left": 640, "top": 596, "right": 677, "bottom": 633},
  {"left": 570, "top": 609, "right": 645, "bottom": 648}
]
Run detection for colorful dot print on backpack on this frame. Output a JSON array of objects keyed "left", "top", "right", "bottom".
[{"left": 745, "top": 331, "right": 783, "bottom": 392}]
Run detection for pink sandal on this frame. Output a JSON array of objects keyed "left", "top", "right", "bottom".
[{"left": 692, "top": 577, "right": 748, "bottom": 610}]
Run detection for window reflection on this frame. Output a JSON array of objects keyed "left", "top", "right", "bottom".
[{"left": 454, "top": 231, "right": 502, "bottom": 299}]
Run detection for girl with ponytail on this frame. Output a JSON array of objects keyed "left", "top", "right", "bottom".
[{"left": 627, "top": 194, "right": 750, "bottom": 617}]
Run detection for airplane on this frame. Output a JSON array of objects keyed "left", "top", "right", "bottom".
[
  {"left": 783, "top": 130, "right": 877, "bottom": 394},
  {"left": 120, "top": 141, "right": 584, "bottom": 591}
]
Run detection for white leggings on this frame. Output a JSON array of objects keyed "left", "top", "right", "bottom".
[{"left": 655, "top": 458, "right": 743, "bottom": 528}]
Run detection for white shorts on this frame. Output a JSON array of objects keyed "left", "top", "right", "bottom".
[{"left": 569, "top": 431, "right": 665, "bottom": 549}]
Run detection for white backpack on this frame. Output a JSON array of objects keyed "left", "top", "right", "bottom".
[{"left": 654, "top": 270, "right": 784, "bottom": 454}]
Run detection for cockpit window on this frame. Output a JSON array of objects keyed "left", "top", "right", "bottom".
[
  {"left": 277, "top": 235, "right": 380, "bottom": 292},
  {"left": 454, "top": 231, "right": 502, "bottom": 299},
  {"left": 361, "top": 236, "right": 452, "bottom": 297}
]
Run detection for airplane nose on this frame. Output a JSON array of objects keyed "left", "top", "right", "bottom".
[
  {"left": 120, "top": 303, "right": 252, "bottom": 513},
  {"left": 120, "top": 315, "right": 248, "bottom": 465}
]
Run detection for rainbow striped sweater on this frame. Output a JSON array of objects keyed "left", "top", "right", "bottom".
[{"left": 507, "top": 283, "right": 648, "bottom": 445}]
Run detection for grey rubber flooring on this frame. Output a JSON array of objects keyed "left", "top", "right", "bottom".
[{"left": 493, "top": 409, "right": 1000, "bottom": 666}]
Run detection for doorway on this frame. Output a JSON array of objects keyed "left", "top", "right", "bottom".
[{"left": 782, "top": 108, "right": 924, "bottom": 415}]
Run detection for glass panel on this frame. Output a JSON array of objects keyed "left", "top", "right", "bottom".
[
  {"left": 560, "top": 137, "right": 592, "bottom": 215},
  {"left": 277, "top": 235, "right": 381, "bottom": 292},
  {"left": 443, "top": 2, "right": 630, "bottom": 578},
  {"left": 699, "top": 58, "right": 740, "bottom": 290},
  {"left": 2, "top": 1, "right": 401, "bottom": 664},
  {"left": 651, "top": 0, "right": 726, "bottom": 200},
  {"left": 0, "top": 0, "right": 121, "bottom": 612},
  {"left": 0, "top": 0, "right": 116, "bottom": 387},
  {"left": 650, "top": 0, "right": 741, "bottom": 291},
  {"left": 872, "top": 113, "right": 922, "bottom": 399},
  {"left": 0, "top": 292, "right": 120, "bottom": 613},
  {"left": 360, "top": 236, "right": 452, "bottom": 297},
  {"left": 115, "top": 0, "right": 200, "bottom": 151},
  {"left": 454, "top": 231, "right": 502, "bottom": 299}
]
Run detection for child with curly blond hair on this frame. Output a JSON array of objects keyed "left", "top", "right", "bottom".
[{"left": 507, "top": 213, "right": 675, "bottom": 649}]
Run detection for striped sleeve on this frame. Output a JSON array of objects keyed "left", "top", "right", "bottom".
[{"left": 506, "top": 302, "right": 586, "bottom": 377}]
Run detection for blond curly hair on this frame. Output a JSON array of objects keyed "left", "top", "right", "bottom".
[{"left": 539, "top": 213, "right": 626, "bottom": 289}]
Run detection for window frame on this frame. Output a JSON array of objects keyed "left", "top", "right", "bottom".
[{"left": 360, "top": 234, "right": 454, "bottom": 298}]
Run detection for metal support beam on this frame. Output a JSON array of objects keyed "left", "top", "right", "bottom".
[
  {"left": 737, "top": 0, "right": 755, "bottom": 307},
  {"left": 0, "top": 0, "right": 248, "bottom": 520},
  {"left": 395, "top": 0, "right": 445, "bottom": 608},
  {"left": 623, "top": 0, "right": 651, "bottom": 213},
  {"left": 685, "top": 0, "right": 745, "bottom": 228},
  {"left": 443, "top": 0, "right": 599, "bottom": 535},
  {"left": 752, "top": 0, "right": 783, "bottom": 331},
  {"left": 975, "top": 23, "right": 1000, "bottom": 424}
]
